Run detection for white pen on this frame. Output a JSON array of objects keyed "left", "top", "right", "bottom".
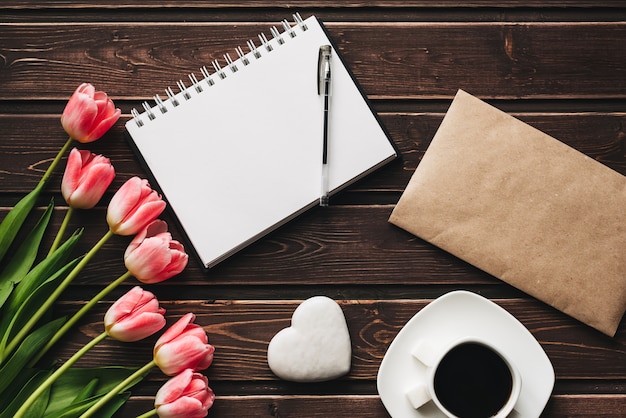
[{"left": 318, "top": 45, "right": 332, "bottom": 206}]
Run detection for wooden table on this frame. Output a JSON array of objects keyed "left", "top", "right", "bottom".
[{"left": 1, "top": 1, "right": 625, "bottom": 417}]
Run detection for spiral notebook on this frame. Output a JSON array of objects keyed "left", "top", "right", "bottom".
[{"left": 126, "top": 14, "right": 398, "bottom": 268}]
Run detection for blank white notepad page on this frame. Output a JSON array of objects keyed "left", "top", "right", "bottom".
[{"left": 126, "top": 15, "right": 397, "bottom": 268}]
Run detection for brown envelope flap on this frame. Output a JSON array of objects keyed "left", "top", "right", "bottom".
[{"left": 390, "top": 90, "right": 626, "bottom": 336}]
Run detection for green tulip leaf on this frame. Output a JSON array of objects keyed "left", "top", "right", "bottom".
[
  {"left": 21, "top": 383, "right": 51, "bottom": 418},
  {"left": 1, "top": 228, "right": 82, "bottom": 320},
  {"left": 0, "top": 200, "right": 54, "bottom": 310},
  {"left": 0, "top": 184, "right": 44, "bottom": 265},
  {"left": 45, "top": 366, "right": 141, "bottom": 418},
  {"left": 43, "top": 392, "right": 130, "bottom": 418},
  {"left": 0, "top": 256, "right": 80, "bottom": 360},
  {"left": 0, "top": 366, "right": 142, "bottom": 418},
  {"left": 0, "top": 369, "right": 51, "bottom": 418},
  {"left": 70, "top": 378, "right": 99, "bottom": 405},
  {"left": 0, "top": 229, "right": 82, "bottom": 352},
  {"left": 0, "top": 317, "right": 65, "bottom": 397},
  {"left": 49, "top": 366, "right": 143, "bottom": 405}
]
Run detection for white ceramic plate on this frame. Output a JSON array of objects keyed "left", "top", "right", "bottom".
[{"left": 377, "top": 290, "right": 554, "bottom": 418}]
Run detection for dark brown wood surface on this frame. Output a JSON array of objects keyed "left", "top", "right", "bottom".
[{"left": 1, "top": 1, "right": 625, "bottom": 417}]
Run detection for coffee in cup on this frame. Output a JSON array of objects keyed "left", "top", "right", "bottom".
[{"left": 406, "top": 336, "right": 521, "bottom": 418}]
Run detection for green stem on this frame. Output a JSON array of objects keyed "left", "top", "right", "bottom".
[
  {"left": 80, "top": 359, "right": 156, "bottom": 418},
  {"left": 136, "top": 410, "right": 158, "bottom": 418},
  {"left": 44, "top": 137, "right": 75, "bottom": 256},
  {"left": 48, "top": 206, "right": 74, "bottom": 256},
  {"left": 14, "top": 331, "right": 108, "bottom": 418},
  {"left": 29, "top": 270, "right": 133, "bottom": 367},
  {"left": 39, "top": 136, "right": 73, "bottom": 189},
  {"left": 3, "top": 229, "right": 114, "bottom": 359}
]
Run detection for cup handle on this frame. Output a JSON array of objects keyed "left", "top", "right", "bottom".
[
  {"left": 405, "top": 382, "right": 431, "bottom": 409},
  {"left": 411, "top": 340, "right": 438, "bottom": 367}
]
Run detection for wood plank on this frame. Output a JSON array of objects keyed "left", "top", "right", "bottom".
[
  {"left": 2, "top": 8, "right": 625, "bottom": 26},
  {"left": 8, "top": 202, "right": 626, "bottom": 291},
  {"left": 0, "top": 204, "right": 498, "bottom": 286},
  {"left": 114, "top": 394, "right": 626, "bottom": 418},
  {"left": 46, "top": 300, "right": 626, "bottom": 382},
  {"left": 0, "top": 113, "right": 624, "bottom": 194},
  {"left": 127, "top": 395, "right": 390, "bottom": 418},
  {"left": 2, "top": 1, "right": 625, "bottom": 9},
  {"left": 1, "top": 23, "right": 625, "bottom": 100}
]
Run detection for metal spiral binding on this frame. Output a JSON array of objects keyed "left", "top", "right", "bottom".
[
  {"left": 200, "top": 66, "right": 215, "bottom": 86},
  {"left": 130, "top": 108, "right": 143, "bottom": 127},
  {"left": 176, "top": 80, "right": 191, "bottom": 100},
  {"left": 236, "top": 46, "right": 249, "bottom": 66},
  {"left": 224, "top": 53, "right": 238, "bottom": 72},
  {"left": 153, "top": 94, "right": 167, "bottom": 114},
  {"left": 282, "top": 19, "right": 296, "bottom": 38},
  {"left": 246, "top": 39, "right": 261, "bottom": 59},
  {"left": 212, "top": 60, "right": 227, "bottom": 80},
  {"left": 258, "top": 33, "right": 272, "bottom": 52},
  {"left": 189, "top": 73, "right": 202, "bottom": 93},
  {"left": 270, "top": 26, "right": 285, "bottom": 45},
  {"left": 165, "top": 86, "right": 179, "bottom": 106},
  {"left": 131, "top": 12, "right": 308, "bottom": 128},
  {"left": 141, "top": 101, "right": 155, "bottom": 120}
]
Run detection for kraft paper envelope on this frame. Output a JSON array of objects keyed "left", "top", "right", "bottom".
[{"left": 390, "top": 90, "right": 626, "bottom": 336}]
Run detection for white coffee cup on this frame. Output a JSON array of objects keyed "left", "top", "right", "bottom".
[{"left": 405, "top": 336, "right": 522, "bottom": 418}]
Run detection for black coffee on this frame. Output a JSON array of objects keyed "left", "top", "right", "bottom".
[{"left": 433, "top": 342, "right": 513, "bottom": 418}]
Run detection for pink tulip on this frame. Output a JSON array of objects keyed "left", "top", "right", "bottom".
[
  {"left": 61, "top": 83, "right": 121, "bottom": 143},
  {"left": 154, "top": 313, "right": 215, "bottom": 376},
  {"left": 104, "top": 286, "right": 166, "bottom": 342},
  {"left": 61, "top": 148, "right": 115, "bottom": 209},
  {"left": 124, "top": 220, "right": 188, "bottom": 284},
  {"left": 154, "top": 369, "right": 215, "bottom": 418},
  {"left": 107, "top": 176, "right": 166, "bottom": 236}
]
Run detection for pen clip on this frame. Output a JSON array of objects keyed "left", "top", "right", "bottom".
[{"left": 317, "top": 45, "right": 332, "bottom": 95}]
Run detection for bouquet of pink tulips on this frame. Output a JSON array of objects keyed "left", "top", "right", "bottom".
[{"left": 0, "top": 84, "right": 215, "bottom": 418}]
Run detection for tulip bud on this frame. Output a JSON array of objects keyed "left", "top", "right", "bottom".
[
  {"left": 61, "top": 148, "right": 115, "bottom": 209},
  {"left": 154, "top": 313, "right": 215, "bottom": 376},
  {"left": 104, "top": 286, "right": 166, "bottom": 342},
  {"left": 107, "top": 176, "right": 166, "bottom": 236},
  {"left": 124, "top": 220, "right": 189, "bottom": 284},
  {"left": 61, "top": 83, "right": 121, "bottom": 143},
  {"left": 154, "top": 369, "right": 215, "bottom": 418}
]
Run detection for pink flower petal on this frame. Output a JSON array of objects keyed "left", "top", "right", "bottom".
[
  {"left": 154, "top": 334, "right": 214, "bottom": 375},
  {"left": 60, "top": 148, "right": 84, "bottom": 201},
  {"left": 68, "top": 163, "right": 115, "bottom": 209},
  {"left": 61, "top": 93, "right": 98, "bottom": 140},
  {"left": 104, "top": 286, "right": 166, "bottom": 342},
  {"left": 125, "top": 236, "right": 173, "bottom": 281},
  {"left": 155, "top": 369, "right": 194, "bottom": 405},
  {"left": 82, "top": 107, "right": 121, "bottom": 143},
  {"left": 155, "top": 313, "right": 195, "bottom": 349},
  {"left": 107, "top": 176, "right": 144, "bottom": 230},
  {"left": 157, "top": 398, "right": 209, "bottom": 418},
  {"left": 113, "top": 198, "right": 167, "bottom": 236}
]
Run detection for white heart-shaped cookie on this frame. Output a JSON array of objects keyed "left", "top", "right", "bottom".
[{"left": 267, "top": 296, "right": 352, "bottom": 382}]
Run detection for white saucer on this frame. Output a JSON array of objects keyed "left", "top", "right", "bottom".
[{"left": 377, "top": 290, "right": 554, "bottom": 418}]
